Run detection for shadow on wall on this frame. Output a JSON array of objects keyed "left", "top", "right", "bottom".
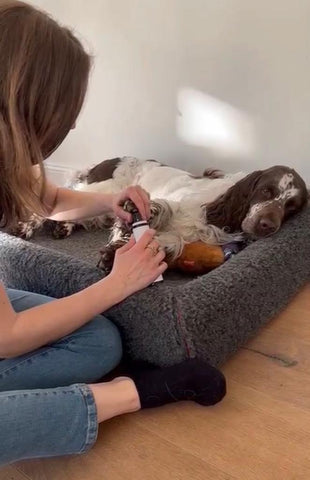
[{"left": 176, "top": 88, "right": 258, "bottom": 173}]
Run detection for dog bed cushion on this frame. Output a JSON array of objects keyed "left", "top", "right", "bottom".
[{"left": 1, "top": 208, "right": 310, "bottom": 367}]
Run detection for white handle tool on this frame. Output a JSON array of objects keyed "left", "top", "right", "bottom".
[{"left": 132, "top": 219, "right": 163, "bottom": 283}]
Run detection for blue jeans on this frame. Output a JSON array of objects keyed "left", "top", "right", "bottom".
[{"left": 0, "top": 289, "right": 123, "bottom": 465}]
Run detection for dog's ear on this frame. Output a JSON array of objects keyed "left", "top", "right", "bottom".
[{"left": 204, "top": 171, "right": 262, "bottom": 232}]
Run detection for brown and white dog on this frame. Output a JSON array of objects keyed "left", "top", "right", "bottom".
[{"left": 14, "top": 156, "right": 308, "bottom": 271}]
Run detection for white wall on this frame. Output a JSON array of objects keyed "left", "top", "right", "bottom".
[{"left": 31, "top": 0, "right": 310, "bottom": 182}]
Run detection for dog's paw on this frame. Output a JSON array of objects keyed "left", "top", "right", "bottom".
[
  {"left": 149, "top": 200, "right": 172, "bottom": 230},
  {"left": 52, "top": 222, "right": 76, "bottom": 239},
  {"left": 97, "top": 247, "right": 115, "bottom": 273},
  {"left": 123, "top": 199, "right": 137, "bottom": 214},
  {"left": 97, "top": 241, "right": 127, "bottom": 272},
  {"left": 8, "top": 215, "right": 44, "bottom": 239},
  {"left": 9, "top": 222, "right": 34, "bottom": 239}
]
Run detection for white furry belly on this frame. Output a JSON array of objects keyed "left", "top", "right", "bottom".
[
  {"left": 73, "top": 163, "right": 245, "bottom": 212},
  {"left": 141, "top": 171, "right": 245, "bottom": 203}
]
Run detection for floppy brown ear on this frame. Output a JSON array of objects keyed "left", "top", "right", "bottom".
[{"left": 204, "top": 171, "right": 262, "bottom": 232}]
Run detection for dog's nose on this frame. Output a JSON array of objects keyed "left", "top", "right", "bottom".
[{"left": 258, "top": 218, "right": 277, "bottom": 235}]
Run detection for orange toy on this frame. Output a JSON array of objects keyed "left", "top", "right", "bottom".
[{"left": 168, "top": 242, "right": 225, "bottom": 274}]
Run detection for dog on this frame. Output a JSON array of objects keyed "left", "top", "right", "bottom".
[{"left": 12, "top": 156, "right": 308, "bottom": 272}]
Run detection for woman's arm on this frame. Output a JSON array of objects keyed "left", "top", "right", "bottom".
[
  {"left": 44, "top": 181, "right": 114, "bottom": 220},
  {"left": 0, "top": 275, "right": 125, "bottom": 358},
  {"left": 43, "top": 178, "right": 150, "bottom": 223}
]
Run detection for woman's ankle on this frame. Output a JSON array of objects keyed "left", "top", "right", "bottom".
[{"left": 89, "top": 377, "right": 141, "bottom": 423}]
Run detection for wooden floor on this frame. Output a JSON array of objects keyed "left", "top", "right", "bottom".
[{"left": 1, "top": 284, "right": 310, "bottom": 480}]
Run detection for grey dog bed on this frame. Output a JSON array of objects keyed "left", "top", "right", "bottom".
[{"left": 1, "top": 208, "right": 310, "bottom": 367}]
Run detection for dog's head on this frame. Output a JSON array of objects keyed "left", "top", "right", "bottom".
[{"left": 205, "top": 166, "right": 308, "bottom": 239}]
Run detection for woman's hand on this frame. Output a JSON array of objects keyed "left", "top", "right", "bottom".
[
  {"left": 112, "top": 186, "right": 151, "bottom": 223},
  {"left": 108, "top": 229, "right": 167, "bottom": 297}
]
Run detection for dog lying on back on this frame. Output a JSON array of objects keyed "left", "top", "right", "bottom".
[{"left": 11, "top": 157, "right": 308, "bottom": 271}]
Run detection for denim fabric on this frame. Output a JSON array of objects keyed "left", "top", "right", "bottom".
[{"left": 0, "top": 289, "right": 123, "bottom": 464}]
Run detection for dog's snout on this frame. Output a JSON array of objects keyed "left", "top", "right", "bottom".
[
  {"left": 260, "top": 218, "right": 276, "bottom": 232},
  {"left": 256, "top": 217, "right": 277, "bottom": 236}
]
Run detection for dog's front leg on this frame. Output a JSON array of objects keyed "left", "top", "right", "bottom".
[
  {"left": 97, "top": 218, "right": 131, "bottom": 273},
  {"left": 121, "top": 198, "right": 173, "bottom": 231},
  {"left": 97, "top": 199, "right": 175, "bottom": 272},
  {"left": 97, "top": 238, "right": 128, "bottom": 273}
]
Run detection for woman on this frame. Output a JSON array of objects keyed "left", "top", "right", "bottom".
[{"left": 0, "top": 1, "right": 226, "bottom": 465}]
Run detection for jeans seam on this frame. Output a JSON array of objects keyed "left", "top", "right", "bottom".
[
  {"left": 0, "top": 347, "right": 54, "bottom": 377},
  {"left": 0, "top": 340, "right": 97, "bottom": 377},
  {"left": 76, "top": 384, "right": 98, "bottom": 453}
]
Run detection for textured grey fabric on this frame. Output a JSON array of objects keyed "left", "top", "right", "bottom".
[{"left": 1, "top": 208, "right": 309, "bottom": 366}]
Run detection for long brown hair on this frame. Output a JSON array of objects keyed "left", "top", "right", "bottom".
[{"left": 0, "top": 1, "right": 91, "bottom": 227}]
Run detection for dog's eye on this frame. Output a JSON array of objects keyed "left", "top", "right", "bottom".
[
  {"left": 286, "top": 199, "right": 296, "bottom": 212},
  {"left": 261, "top": 187, "right": 272, "bottom": 198}
]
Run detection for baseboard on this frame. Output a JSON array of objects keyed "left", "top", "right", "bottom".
[{"left": 45, "top": 164, "right": 76, "bottom": 186}]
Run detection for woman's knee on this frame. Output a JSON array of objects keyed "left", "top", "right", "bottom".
[
  {"left": 59, "top": 316, "right": 123, "bottom": 380},
  {"left": 93, "top": 317, "right": 123, "bottom": 372}
]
